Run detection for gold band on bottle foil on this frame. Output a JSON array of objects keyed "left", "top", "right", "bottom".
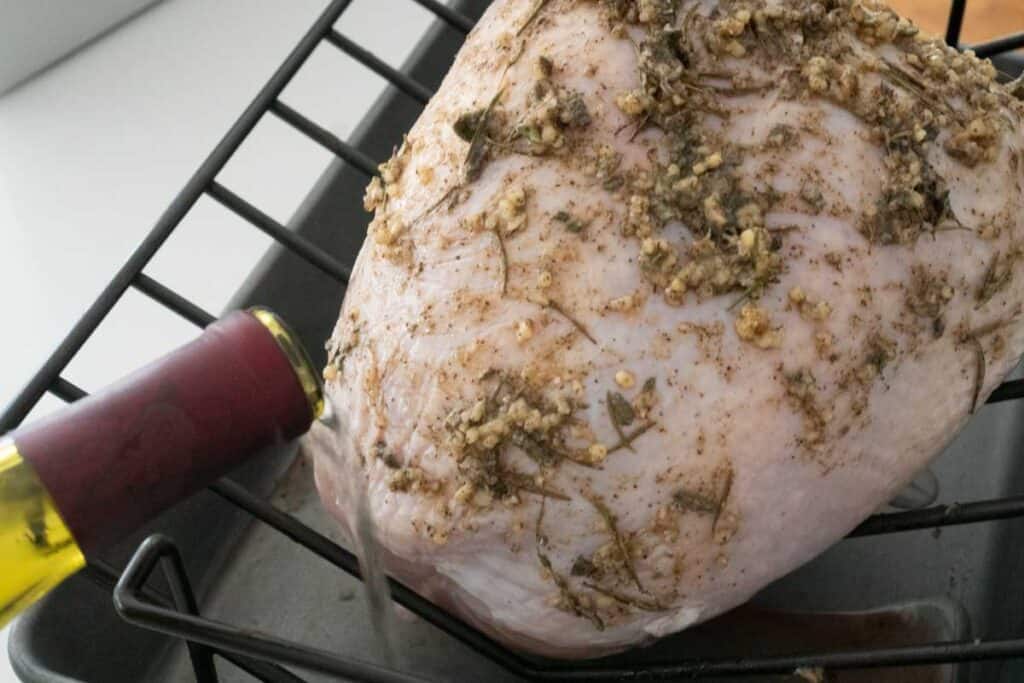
[
  {"left": 249, "top": 307, "right": 325, "bottom": 420},
  {"left": 0, "top": 440, "right": 85, "bottom": 628}
]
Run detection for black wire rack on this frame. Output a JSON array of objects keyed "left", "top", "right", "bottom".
[{"left": 4, "top": 1, "right": 1024, "bottom": 681}]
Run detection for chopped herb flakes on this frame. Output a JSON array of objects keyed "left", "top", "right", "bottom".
[
  {"left": 536, "top": 497, "right": 604, "bottom": 629},
  {"left": 554, "top": 210, "right": 587, "bottom": 234},
  {"left": 785, "top": 369, "right": 829, "bottom": 449},
  {"left": 571, "top": 555, "right": 599, "bottom": 578},
  {"left": 446, "top": 373, "right": 582, "bottom": 501},
  {"left": 583, "top": 582, "right": 666, "bottom": 612},
  {"left": 906, "top": 266, "right": 953, "bottom": 336}
]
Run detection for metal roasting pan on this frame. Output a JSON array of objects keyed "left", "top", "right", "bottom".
[{"left": 7, "top": 1, "right": 1024, "bottom": 680}]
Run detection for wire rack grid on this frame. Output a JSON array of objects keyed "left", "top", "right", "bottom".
[{"left": 4, "top": 1, "right": 1024, "bottom": 681}]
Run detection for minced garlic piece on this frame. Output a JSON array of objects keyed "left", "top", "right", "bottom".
[
  {"left": 615, "top": 89, "right": 651, "bottom": 116},
  {"left": 692, "top": 152, "right": 722, "bottom": 176},
  {"left": 416, "top": 165, "right": 435, "bottom": 185},
  {"left": 615, "top": 370, "right": 635, "bottom": 388},
  {"left": 606, "top": 293, "right": 638, "bottom": 312},
  {"left": 723, "top": 40, "right": 746, "bottom": 58},
  {"left": 736, "top": 203, "right": 763, "bottom": 231},
  {"left": 515, "top": 319, "right": 535, "bottom": 343},
  {"left": 363, "top": 176, "right": 385, "bottom": 211},
  {"left": 734, "top": 304, "right": 782, "bottom": 349},
  {"left": 716, "top": 9, "right": 751, "bottom": 38},
  {"left": 738, "top": 228, "right": 756, "bottom": 252},
  {"left": 789, "top": 288, "right": 832, "bottom": 322},
  {"left": 537, "top": 270, "right": 553, "bottom": 289},
  {"left": 372, "top": 216, "right": 406, "bottom": 246},
  {"left": 463, "top": 399, "right": 487, "bottom": 424},
  {"left": 453, "top": 482, "right": 475, "bottom": 505},
  {"left": 379, "top": 154, "right": 404, "bottom": 185},
  {"left": 494, "top": 185, "right": 528, "bottom": 234},
  {"left": 472, "top": 489, "right": 494, "bottom": 508},
  {"left": 473, "top": 185, "right": 530, "bottom": 236},
  {"left": 804, "top": 56, "right": 831, "bottom": 94},
  {"left": 815, "top": 331, "right": 834, "bottom": 359},
  {"left": 322, "top": 365, "right": 338, "bottom": 382},
  {"left": 703, "top": 193, "right": 728, "bottom": 227},
  {"left": 946, "top": 115, "right": 1001, "bottom": 166},
  {"left": 587, "top": 443, "right": 609, "bottom": 464},
  {"left": 389, "top": 467, "right": 440, "bottom": 494},
  {"left": 554, "top": 396, "right": 572, "bottom": 415}
]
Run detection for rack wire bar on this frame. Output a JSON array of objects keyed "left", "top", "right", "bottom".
[
  {"left": 269, "top": 100, "right": 378, "bottom": 177},
  {"left": 133, "top": 273, "right": 217, "bottom": 329},
  {"left": 115, "top": 536, "right": 432, "bottom": 683},
  {"left": 848, "top": 495, "right": 1024, "bottom": 537},
  {"left": 325, "top": 30, "right": 434, "bottom": 105},
  {"left": 972, "top": 32, "right": 1024, "bottom": 59},
  {"left": 114, "top": 533, "right": 1024, "bottom": 682},
  {"left": 206, "top": 479, "right": 539, "bottom": 674},
  {"left": 48, "top": 377, "right": 88, "bottom": 403},
  {"left": 0, "top": 0, "right": 354, "bottom": 434},
  {"left": 410, "top": 0, "right": 475, "bottom": 34},
  {"left": 206, "top": 181, "right": 351, "bottom": 284},
  {"left": 987, "top": 378, "right": 1024, "bottom": 404},
  {"left": 945, "top": 0, "right": 968, "bottom": 46},
  {"left": 207, "top": 476, "right": 1024, "bottom": 679},
  {"left": 83, "top": 561, "right": 306, "bottom": 683},
  {"left": 39, "top": 370, "right": 1024, "bottom": 675}
]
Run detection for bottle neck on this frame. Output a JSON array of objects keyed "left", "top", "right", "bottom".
[{"left": 0, "top": 441, "right": 85, "bottom": 628}]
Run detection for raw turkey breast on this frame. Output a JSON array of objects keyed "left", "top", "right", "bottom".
[{"left": 311, "top": 0, "right": 1024, "bottom": 658}]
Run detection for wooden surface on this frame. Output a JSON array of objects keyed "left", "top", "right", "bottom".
[{"left": 889, "top": 0, "right": 1024, "bottom": 46}]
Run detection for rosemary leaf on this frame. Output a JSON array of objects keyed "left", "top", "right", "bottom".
[
  {"left": 607, "top": 391, "right": 636, "bottom": 427},
  {"left": 547, "top": 299, "right": 597, "bottom": 344},
  {"left": 517, "top": 0, "right": 550, "bottom": 37},
  {"left": 712, "top": 467, "right": 734, "bottom": 533},
  {"left": 503, "top": 469, "right": 570, "bottom": 501},
  {"left": 493, "top": 229, "right": 508, "bottom": 295},
  {"left": 464, "top": 88, "right": 504, "bottom": 182},
  {"left": 535, "top": 498, "right": 604, "bottom": 630},
  {"left": 587, "top": 495, "right": 644, "bottom": 594},
  {"left": 453, "top": 109, "right": 484, "bottom": 142},
  {"left": 584, "top": 582, "right": 666, "bottom": 612},
  {"left": 607, "top": 422, "right": 655, "bottom": 455},
  {"left": 672, "top": 489, "right": 719, "bottom": 514},
  {"left": 511, "top": 430, "right": 562, "bottom": 466}
]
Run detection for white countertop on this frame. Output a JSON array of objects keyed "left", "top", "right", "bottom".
[{"left": 0, "top": 0, "right": 436, "bottom": 679}]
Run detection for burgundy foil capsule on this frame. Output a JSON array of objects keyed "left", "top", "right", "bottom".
[{"left": 12, "top": 308, "right": 323, "bottom": 557}]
